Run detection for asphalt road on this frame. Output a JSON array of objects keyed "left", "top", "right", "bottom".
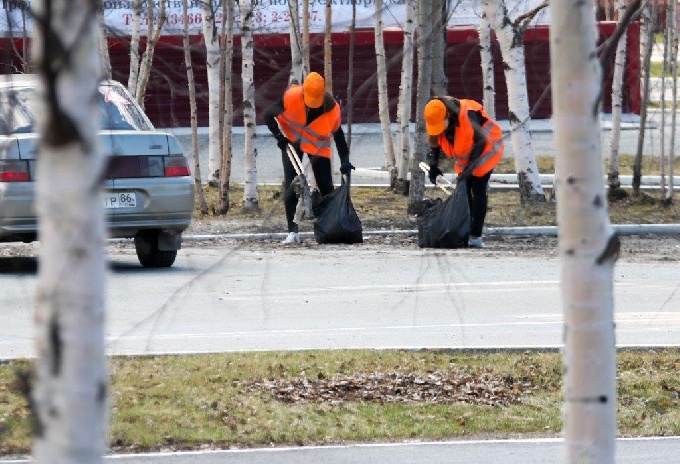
[{"left": 2, "top": 242, "right": 679, "bottom": 359}]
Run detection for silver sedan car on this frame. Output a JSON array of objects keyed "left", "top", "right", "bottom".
[{"left": 0, "top": 75, "right": 194, "bottom": 267}]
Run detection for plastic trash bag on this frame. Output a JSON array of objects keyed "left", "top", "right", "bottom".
[
  {"left": 313, "top": 175, "right": 363, "bottom": 244},
  {"left": 416, "top": 178, "right": 470, "bottom": 248}
]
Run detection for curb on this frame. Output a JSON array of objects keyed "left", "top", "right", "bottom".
[{"left": 184, "top": 223, "right": 680, "bottom": 242}]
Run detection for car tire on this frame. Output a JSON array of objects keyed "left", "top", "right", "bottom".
[{"left": 134, "top": 231, "right": 177, "bottom": 268}]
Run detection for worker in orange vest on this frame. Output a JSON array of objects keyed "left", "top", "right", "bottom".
[
  {"left": 424, "top": 96, "right": 504, "bottom": 248},
  {"left": 265, "top": 72, "right": 354, "bottom": 245}
]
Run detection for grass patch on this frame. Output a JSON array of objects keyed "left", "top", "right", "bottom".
[
  {"left": 2, "top": 349, "right": 680, "bottom": 454},
  {"left": 194, "top": 154, "right": 680, "bottom": 229}
]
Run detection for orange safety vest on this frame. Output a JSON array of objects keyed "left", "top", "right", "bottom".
[
  {"left": 276, "top": 85, "right": 341, "bottom": 159},
  {"left": 436, "top": 98, "right": 504, "bottom": 177}
]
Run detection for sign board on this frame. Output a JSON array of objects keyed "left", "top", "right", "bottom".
[{"left": 1, "top": 0, "right": 550, "bottom": 37}]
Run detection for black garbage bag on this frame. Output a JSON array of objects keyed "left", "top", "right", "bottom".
[
  {"left": 314, "top": 175, "right": 363, "bottom": 244},
  {"left": 416, "top": 178, "right": 470, "bottom": 248}
]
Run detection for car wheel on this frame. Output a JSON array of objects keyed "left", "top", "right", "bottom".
[{"left": 134, "top": 231, "right": 177, "bottom": 268}]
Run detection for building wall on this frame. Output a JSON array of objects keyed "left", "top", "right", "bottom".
[{"left": 1, "top": 23, "right": 641, "bottom": 128}]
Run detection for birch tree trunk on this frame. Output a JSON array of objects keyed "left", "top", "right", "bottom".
[
  {"left": 127, "top": 0, "right": 142, "bottom": 95},
  {"left": 484, "top": 0, "right": 546, "bottom": 204},
  {"left": 98, "top": 9, "right": 111, "bottom": 79},
  {"left": 31, "top": 0, "right": 108, "bottom": 460},
  {"left": 606, "top": 0, "right": 628, "bottom": 194},
  {"left": 430, "top": 0, "right": 448, "bottom": 96},
  {"left": 324, "top": 0, "right": 333, "bottom": 89},
  {"left": 633, "top": 0, "right": 656, "bottom": 194},
  {"left": 667, "top": 0, "right": 677, "bottom": 203},
  {"left": 479, "top": 1, "right": 496, "bottom": 119},
  {"left": 135, "top": 0, "right": 167, "bottom": 110},
  {"left": 302, "top": 0, "right": 311, "bottom": 74},
  {"left": 550, "top": 1, "right": 618, "bottom": 462},
  {"left": 202, "top": 0, "right": 222, "bottom": 186},
  {"left": 395, "top": 0, "right": 417, "bottom": 194},
  {"left": 288, "top": 0, "right": 306, "bottom": 84},
  {"left": 374, "top": 0, "right": 396, "bottom": 184},
  {"left": 219, "top": 0, "right": 236, "bottom": 213},
  {"left": 239, "top": 0, "right": 259, "bottom": 210},
  {"left": 407, "top": 0, "right": 433, "bottom": 213},
  {"left": 346, "top": 2, "right": 357, "bottom": 147},
  {"left": 184, "top": 0, "right": 207, "bottom": 215}
]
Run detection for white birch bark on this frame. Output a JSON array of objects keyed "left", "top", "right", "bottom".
[
  {"left": 219, "top": 0, "right": 236, "bottom": 213},
  {"left": 667, "top": 0, "right": 677, "bottom": 201},
  {"left": 374, "top": 0, "right": 396, "bottom": 176},
  {"left": 479, "top": 1, "right": 496, "bottom": 119},
  {"left": 484, "top": 0, "right": 546, "bottom": 203},
  {"left": 127, "top": 0, "right": 142, "bottom": 95},
  {"left": 633, "top": 0, "right": 656, "bottom": 193},
  {"left": 202, "top": 0, "right": 221, "bottom": 186},
  {"left": 302, "top": 0, "right": 311, "bottom": 74},
  {"left": 239, "top": 0, "right": 259, "bottom": 210},
  {"left": 407, "top": 0, "right": 433, "bottom": 212},
  {"left": 431, "top": 0, "right": 448, "bottom": 96},
  {"left": 31, "top": 0, "right": 108, "bottom": 460},
  {"left": 550, "top": 1, "right": 618, "bottom": 462},
  {"left": 184, "top": 0, "right": 207, "bottom": 215},
  {"left": 288, "top": 0, "right": 306, "bottom": 84},
  {"left": 607, "top": 0, "right": 627, "bottom": 191},
  {"left": 324, "top": 0, "right": 333, "bottom": 89},
  {"left": 135, "top": 0, "right": 167, "bottom": 110},
  {"left": 395, "top": 0, "right": 417, "bottom": 191},
  {"left": 98, "top": 9, "right": 111, "bottom": 79}
]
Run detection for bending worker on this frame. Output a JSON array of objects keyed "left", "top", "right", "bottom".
[
  {"left": 423, "top": 96, "right": 504, "bottom": 248},
  {"left": 264, "top": 72, "right": 354, "bottom": 245}
]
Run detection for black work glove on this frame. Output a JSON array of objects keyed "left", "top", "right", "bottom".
[
  {"left": 340, "top": 158, "right": 355, "bottom": 175},
  {"left": 428, "top": 164, "right": 443, "bottom": 184},
  {"left": 275, "top": 133, "right": 290, "bottom": 150}
]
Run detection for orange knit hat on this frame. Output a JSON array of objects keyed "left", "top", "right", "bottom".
[
  {"left": 424, "top": 99, "right": 448, "bottom": 136},
  {"left": 303, "top": 72, "right": 325, "bottom": 108}
]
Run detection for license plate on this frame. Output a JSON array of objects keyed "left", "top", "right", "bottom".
[{"left": 104, "top": 191, "right": 137, "bottom": 208}]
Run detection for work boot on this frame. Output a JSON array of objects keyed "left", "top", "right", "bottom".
[
  {"left": 468, "top": 236, "right": 483, "bottom": 248},
  {"left": 282, "top": 231, "right": 300, "bottom": 245}
]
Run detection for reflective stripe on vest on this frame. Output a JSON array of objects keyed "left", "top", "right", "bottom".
[{"left": 276, "top": 86, "right": 340, "bottom": 158}]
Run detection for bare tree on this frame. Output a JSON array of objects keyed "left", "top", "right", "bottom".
[
  {"left": 374, "top": 0, "right": 396, "bottom": 184},
  {"left": 134, "top": 0, "right": 167, "bottom": 109},
  {"left": 395, "top": 0, "right": 417, "bottom": 194},
  {"left": 127, "top": 0, "right": 142, "bottom": 94},
  {"left": 31, "top": 0, "right": 108, "bottom": 460},
  {"left": 202, "top": 0, "right": 222, "bottom": 186},
  {"left": 288, "top": 0, "right": 307, "bottom": 84},
  {"left": 219, "top": 0, "right": 236, "bottom": 214},
  {"left": 550, "top": 0, "right": 619, "bottom": 462},
  {"left": 662, "top": 0, "right": 677, "bottom": 204},
  {"left": 407, "top": 0, "right": 434, "bottom": 213},
  {"left": 483, "top": 0, "right": 547, "bottom": 204},
  {"left": 633, "top": 0, "right": 657, "bottom": 195},
  {"left": 430, "top": 0, "right": 448, "bottom": 96},
  {"left": 478, "top": 4, "right": 496, "bottom": 119},
  {"left": 184, "top": 0, "right": 208, "bottom": 215},
  {"left": 346, "top": 1, "right": 357, "bottom": 147},
  {"left": 324, "top": 0, "right": 333, "bottom": 89},
  {"left": 239, "top": 0, "right": 259, "bottom": 211},
  {"left": 606, "top": 0, "right": 629, "bottom": 195},
  {"left": 98, "top": 8, "right": 111, "bottom": 79}
]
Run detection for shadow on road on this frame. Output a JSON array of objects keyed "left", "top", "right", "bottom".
[{"left": 0, "top": 257, "right": 38, "bottom": 274}]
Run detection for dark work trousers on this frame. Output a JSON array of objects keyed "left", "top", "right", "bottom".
[
  {"left": 281, "top": 146, "right": 334, "bottom": 233},
  {"left": 466, "top": 170, "right": 492, "bottom": 238}
]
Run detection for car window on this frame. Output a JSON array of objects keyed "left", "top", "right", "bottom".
[
  {"left": 0, "top": 87, "right": 35, "bottom": 135},
  {"left": 0, "top": 82, "right": 153, "bottom": 135},
  {"left": 98, "top": 85, "right": 153, "bottom": 131}
]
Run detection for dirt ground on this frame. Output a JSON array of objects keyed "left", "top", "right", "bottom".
[
  {"left": 181, "top": 216, "right": 680, "bottom": 264},
  {"left": 1, "top": 216, "right": 677, "bottom": 264}
]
